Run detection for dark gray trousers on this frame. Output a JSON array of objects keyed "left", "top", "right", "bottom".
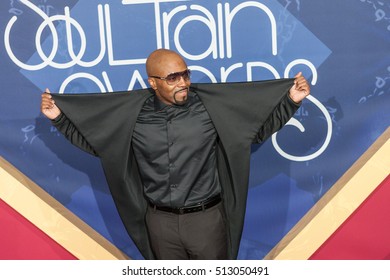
[{"left": 145, "top": 202, "right": 228, "bottom": 260}]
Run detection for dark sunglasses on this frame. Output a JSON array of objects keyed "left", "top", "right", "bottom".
[{"left": 149, "top": 69, "right": 191, "bottom": 85}]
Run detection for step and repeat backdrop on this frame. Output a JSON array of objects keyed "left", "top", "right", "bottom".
[{"left": 0, "top": 0, "right": 389, "bottom": 259}]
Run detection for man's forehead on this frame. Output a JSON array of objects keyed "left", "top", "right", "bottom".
[
  {"left": 146, "top": 49, "right": 186, "bottom": 75},
  {"left": 157, "top": 57, "right": 186, "bottom": 74}
]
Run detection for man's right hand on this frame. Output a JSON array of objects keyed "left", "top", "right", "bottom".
[{"left": 41, "top": 88, "right": 61, "bottom": 120}]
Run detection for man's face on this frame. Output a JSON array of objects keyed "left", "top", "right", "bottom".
[{"left": 148, "top": 54, "right": 191, "bottom": 106}]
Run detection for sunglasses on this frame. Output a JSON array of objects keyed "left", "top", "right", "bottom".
[{"left": 149, "top": 69, "right": 191, "bottom": 85}]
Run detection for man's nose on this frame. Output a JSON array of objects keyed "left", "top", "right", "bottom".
[{"left": 177, "top": 75, "right": 187, "bottom": 86}]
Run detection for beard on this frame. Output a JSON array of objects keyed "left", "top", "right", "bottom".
[{"left": 173, "top": 87, "right": 189, "bottom": 105}]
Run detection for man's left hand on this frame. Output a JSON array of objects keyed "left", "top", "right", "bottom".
[{"left": 289, "top": 72, "right": 310, "bottom": 103}]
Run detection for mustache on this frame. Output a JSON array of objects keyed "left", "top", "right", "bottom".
[{"left": 174, "top": 87, "right": 189, "bottom": 94}]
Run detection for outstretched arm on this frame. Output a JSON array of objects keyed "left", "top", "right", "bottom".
[
  {"left": 41, "top": 89, "right": 97, "bottom": 156},
  {"left": 254, "top": 73, "right": 310, "bottom": 143}
]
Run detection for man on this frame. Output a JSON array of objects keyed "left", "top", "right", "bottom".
[{"left": 41, "top": 49, "right": 310, "bottom": 260}]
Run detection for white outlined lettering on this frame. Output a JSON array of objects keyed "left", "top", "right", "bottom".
[{"left": 4, "top": 0, "right": 332, "bottom": 161}]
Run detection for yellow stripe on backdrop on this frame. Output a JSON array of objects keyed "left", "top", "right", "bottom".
[
  {"left": 265, "top": 127, "right": 390, "bottom": 260},
  {"left": 0, "top": 156, "right": 129, "bottom": 260}
]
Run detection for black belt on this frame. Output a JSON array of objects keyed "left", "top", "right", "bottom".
[{"left": 149, "top": 195, "right": 221, "bottom": 215}]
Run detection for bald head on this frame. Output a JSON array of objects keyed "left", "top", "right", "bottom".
[
  {"left": 146, "top": 49, "right": 187, "bottom": 77},
  {"left": 146, "top": 49, "right": 190, "bottom": 106}
]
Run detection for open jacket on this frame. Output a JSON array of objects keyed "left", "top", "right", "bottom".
[{"left": 51, "top": 79, "right": 299, "bottom": 259}]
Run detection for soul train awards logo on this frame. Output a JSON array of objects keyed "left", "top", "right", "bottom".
[{"left": 4, "top": 0, "right": 332, "bottom": 161}]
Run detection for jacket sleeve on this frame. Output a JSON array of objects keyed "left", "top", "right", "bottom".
[
  {"left": 51, "top": 112, "right": 98, "bottom": 156},
  {"left": 253, "top": 93, "right": 300, "bottom": 143}
]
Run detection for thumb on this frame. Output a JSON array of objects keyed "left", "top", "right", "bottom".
[
  {"left": 45, "top": 88, "right": 51, "bottom": 94},
  {"left": 294, "top": 72, "right": 302, "bottom": 78}
]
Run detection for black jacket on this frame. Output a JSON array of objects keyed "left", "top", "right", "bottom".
[{"left": 51, "top": 79, "right": 299, "bottom": 259}]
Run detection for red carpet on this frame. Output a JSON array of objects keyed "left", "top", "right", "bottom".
[
  {"left": 0, "top": 198, "right": 76, "bottom": 260},
  {"left": 310, "top": 175, "right": 390, "bottom": 260}
]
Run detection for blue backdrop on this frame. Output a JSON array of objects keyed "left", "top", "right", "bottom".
[{"left": 1, "top": 0, "right": 389, "bottom": 259}]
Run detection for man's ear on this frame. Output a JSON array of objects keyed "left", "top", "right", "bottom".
[{"left": 148, "top": 77, "right": 157, "bottom": 90}]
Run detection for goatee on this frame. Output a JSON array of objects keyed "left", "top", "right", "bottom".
[{"left": 173, "top": 88, "right": 189, "bottom": 105}]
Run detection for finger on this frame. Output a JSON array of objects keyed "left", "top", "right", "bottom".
[
  {"left": 41, "top": 93, "right": 52, "bottom": 99},
  {"left": 294, "top": 73, "right": 303, "bottom": 90},
  {"left": 295, "top": 80, "right": 305, "bottom": 90},
  {"left": 295, "top": 78, "right": 309, "bottom": 90},
  {"left": 41, "top": 97, "right": 55, "bottom": 108},
  {"left": 41, "top": 102, "right": 54, "bottom": 110},
  {"left": 294, "top": 72, "right": 302, "bottom": 78},
  {"left": 299, "top": 84, "right": 310, "bottom": 95},
  {"left": 45, "top": 88, "right": 51, "bottom": 94}
]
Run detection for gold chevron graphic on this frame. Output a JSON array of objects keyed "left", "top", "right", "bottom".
[
  {"left": 0, "top": 156, "right": 129, "bottom": 260},
  {"left": 265, "top": 127, "right": 390, "bottom": 259}
]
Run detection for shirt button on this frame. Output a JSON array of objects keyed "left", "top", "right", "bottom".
[
  {"left": 170, "top": 184, "right": 177, "bottom": 188},
  {"left": 169, "top": 163, "right": 175, "bottom": 168}
]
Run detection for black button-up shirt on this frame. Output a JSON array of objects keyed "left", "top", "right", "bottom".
[{"left": 132, "top": 91, "right": 221, "bottom": 208}]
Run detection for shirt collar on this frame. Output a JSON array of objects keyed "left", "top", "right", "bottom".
[{"left": 154, "top": 95, "right": 168, "bottom": 112}]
